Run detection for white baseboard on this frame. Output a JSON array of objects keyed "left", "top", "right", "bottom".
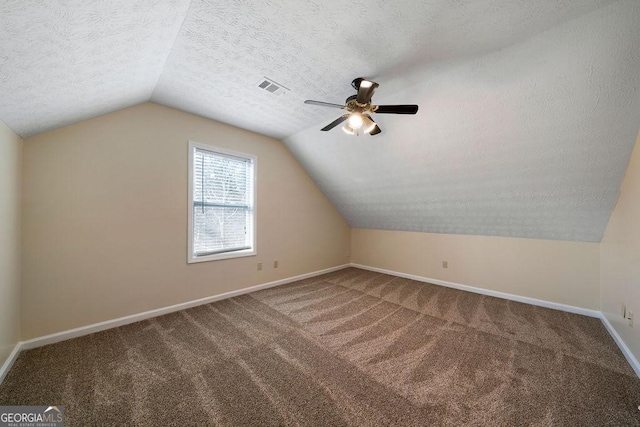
[
  {"left": 350, "top": 263, "right": 600, "bottom": 318},
  {"left": 19, "top": 264, "right": 350, "bottom": 352},
  {"left": 0, "top": 342, "right": 23, "bottom": 385},
  {"left": 599, "top": 313, "right": 640, "bottom": 377}
]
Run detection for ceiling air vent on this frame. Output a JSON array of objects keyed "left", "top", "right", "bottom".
[{"left": 256, "top": 77, "right": 290, "bottom": 96}]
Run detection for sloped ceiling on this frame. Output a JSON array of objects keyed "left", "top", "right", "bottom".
[
  {"left": 0, "top": 0, "right": 193, "bottom": 136},
  {"left": 285, "top": 0, "right": 640, "bottom": 242},
  {"left": 1, "top": 0, "right": 639, "bottom": 242}
]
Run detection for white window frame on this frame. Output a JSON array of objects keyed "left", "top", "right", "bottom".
[{"left": 187, "top": 141, "right": 257, "bottom": 263}]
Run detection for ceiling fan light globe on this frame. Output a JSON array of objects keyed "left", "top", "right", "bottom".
[
  {"left": 362, "top": 114, "right": 376, "bottom": 134},
  {"left": 342, "top": 124, "right": 356, "bottom": 135},
  {"left": 348, "top": 113, "right": 364, "bottom": 129}
]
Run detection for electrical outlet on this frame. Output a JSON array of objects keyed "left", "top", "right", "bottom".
[
  {"left": 628, "top": 310, "right": 634, "bottom": 328},
  {"left": 273, "top": 260, "right": 278, "bottom": 268},
  {"left": 442, "top": 261, "right": 448, "bottom": 269},
  {"left": 257, "top": 262, "right": 262, "bottom": 271},
  {"left": 622, "top": 303, "right": 627, "bottom": 318}
]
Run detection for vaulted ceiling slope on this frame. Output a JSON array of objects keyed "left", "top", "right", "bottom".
[
  {"left": 0, "top": 0, "right": 622, "bottom": 138},
  {"left": 1, "top": 1, "right": 638, "bottom": 242},
  {"left": 285, "top": 1, "right": 640, "bottom": 242}
]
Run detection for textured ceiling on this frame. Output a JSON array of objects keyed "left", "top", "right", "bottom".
[
  {"left": 1, "top": 0, "right": 639, "bottom": 242},
  {"left": 0, "top": 0, "right": 618, "bottom": 139},
  {"left": 285, "top": 0, "right": 640, "bottom": 242},
  {"left": 0, "top": 0, "right": 192, "bottom": 136}
]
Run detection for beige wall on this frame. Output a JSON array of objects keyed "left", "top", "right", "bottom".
[
  {"left": 351, "top": 228, "right": 600, "bottom": 309},
  {"left": 21, "top": 103, "right": 350, "bottom": 339},
  {"left": 601, "top": 132, "right": 640, "bottom": 362},
  {"left": 0, "top": 120, "right": 22, "bottom": 366}
]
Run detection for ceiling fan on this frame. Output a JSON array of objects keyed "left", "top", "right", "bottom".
[{"left": 304, "top": 78, "right": 418, "bottom": 136}]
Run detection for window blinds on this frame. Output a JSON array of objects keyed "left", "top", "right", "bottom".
[{"left": 193, "top": 148, "right": 253, "bottom": 257}]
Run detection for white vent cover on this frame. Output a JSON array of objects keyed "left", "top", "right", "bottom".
[{"left": 256, "top": 77, "right": 289, "bottom": 96}]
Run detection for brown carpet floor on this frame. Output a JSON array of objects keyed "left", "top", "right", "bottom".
[{"left": 1, "top": 267, "right": 639, "bottom": 426}]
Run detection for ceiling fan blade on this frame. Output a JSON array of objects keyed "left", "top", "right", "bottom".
[
  {"left": 304, "top": 100, "right": 345, "bottom": 109},
  {"left": 374, "top": 105, "right": 419, "bottom": 114},
  {"left": 369, "top": 125, "right": 382, "bottom": 135},
  {"left": 356, "top": 79, "right": 379, "bottom": 104},
  {"left": 321, "top": 114, "right": 350, "bottom": 131}
]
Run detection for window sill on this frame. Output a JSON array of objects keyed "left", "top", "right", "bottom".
[{"left": 188, "top": 249, "right": 256, "bottom": 264}]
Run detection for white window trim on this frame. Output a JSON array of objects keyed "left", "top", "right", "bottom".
[{"left": 187, "top": 140, "right": 257, "bottom": 264}]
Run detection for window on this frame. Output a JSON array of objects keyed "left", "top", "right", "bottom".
[{"left": 188, "top": 141, "right": 256, "bottom": 263}]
